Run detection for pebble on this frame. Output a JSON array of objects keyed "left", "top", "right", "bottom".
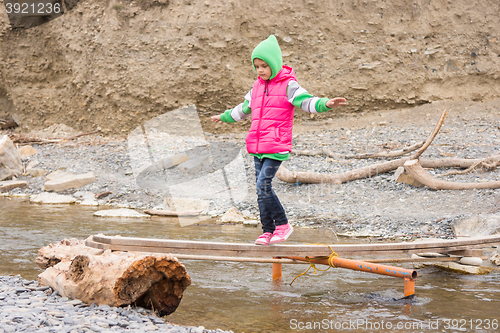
[{"left": 0, "top": 276, "right": 233, "bottom": 333}]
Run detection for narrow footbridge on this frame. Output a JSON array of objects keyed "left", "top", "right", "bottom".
[{"left": 87, "top": 234, "right": 500, "bottom": 298}]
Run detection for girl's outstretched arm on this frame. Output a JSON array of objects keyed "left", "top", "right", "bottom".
[
  {"left": 326, "top": 97, "right": 347, "bottom": 108},
  {"left": 211, "top": 115, "right": 224, "bottom": 123}
]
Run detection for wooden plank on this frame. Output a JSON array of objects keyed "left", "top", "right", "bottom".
[
  {"left": 446, "top": 249, "right": 484, "bottom": 257},
  {"left": 89, "top": 235, "right": 500, "bottom": 257},
  {"left": 86, "top": 236, "right": 500, "bottom": 257}
]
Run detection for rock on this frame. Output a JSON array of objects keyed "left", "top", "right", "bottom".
[
  {"left": 164, "top": 197, "right": 210, "bottom": 214},
  {"left": 44, "top": 170, "right": 96, "bottom": 192},
  {"left": 411, "top": 254, "right": 492, "bottom": 274},
  {"left": 358, "top": 62, "right": 379, "bottom": 70},
  {"left": 243, "top": 220, "right": 260, "bottom": 227},
  {"left": 177, "top": 154, "right": 213, "bottom": 174},
  {"left": 74, "top": 192, "right": 99, "bottom": 206},
  {"left": 220, "top": 206, "right": 245, "bottom": 223},
  {"left": 143, "top": 154, "right": 189, "bottom": 173},
  {"left": 26, "top": 160, "right": 39, "bottom": 170},
  {"left": 93, "top": 208, "right": 150, "bottom": 218},
  {"left": 452, "top": 215, "right": 500, "bottom": 237},
  {"left": 0, "top": 180, "right": 28, "bottom": 192},
  {"left": 432, "top": 262, "right": 493, "bottom": 275},
  {"left": 18, "top": 145, "right": 37, "bottom": 159},
  {"left": 95, "top": 191, "right": 112, "bottom": 199},
  {"left": 490, "top": 252, "right": 500, "bottom": 266},
  {"left": 30, "top": 192, "right": 77, "bottom": 204},
  {"left": 0, "top": 135, "right": 23, "bottom": 181},
  {"left": 28, "top": 168, "right": 47, "bottom": 177},
  {"left": 459, "top": 257, "right": 483, "bottom": 266}
]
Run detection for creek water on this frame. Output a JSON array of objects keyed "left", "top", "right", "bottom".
[{"left": 1, "top": 197, "right": 499, "bottom": 333}]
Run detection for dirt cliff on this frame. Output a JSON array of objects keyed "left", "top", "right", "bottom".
[{"left": 0, "top": 0, "right": 499, "bottom": 135}]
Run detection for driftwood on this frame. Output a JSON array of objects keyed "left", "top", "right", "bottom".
[
  {"left": 411, "top": 109, "right": 447, "bottom": 160},
  {"left": 36, "top": 238, "right": 191, "bottom": 316},
  {"left": 277, "top": 156, "right": 410, "bottom": 184},
  {"left": 346, "top": 141, "right": 425, "bottom": 159},
  {"left": 439, "top": 155, "right": 500, "bottom": 177},
  {"left": 278, "top": 110, "right": 500, "bottom": 189},
  {"left": 9, "top": 130, "right": 100, "bottom": 145},
  {"left": 292, "top": 141, "right": 424, "bottom": 160},
  {"left": 292, "top": 148, "right": 338, "bottom": 158},
  {"left": 277, "top": 156, "right": 500, "bottom": 185},
  {"left": 403, "top": 160, "right": 500, "bottom": 190}
]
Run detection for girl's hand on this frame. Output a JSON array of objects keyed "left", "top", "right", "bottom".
[
  {"left": 211, "top": 115, "right": 223, "bottom": 124},
  {"left": 326, "top": 97, "right": 347, "bottom": 109}
]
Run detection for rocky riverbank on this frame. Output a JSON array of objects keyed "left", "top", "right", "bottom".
[
  {"left": 1, "top": 100, "right": 499, "bottom": 238},
  {"left": 0, "top": 275, "right": 231, "bottom": 333}
]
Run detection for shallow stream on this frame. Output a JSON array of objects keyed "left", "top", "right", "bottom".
[{"left": 1, "top": 197, "right": 499, "bottom": 332}]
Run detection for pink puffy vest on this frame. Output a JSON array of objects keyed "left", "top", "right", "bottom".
[{"left": 246, "top": 66, "right": 296, "bottom": 154}]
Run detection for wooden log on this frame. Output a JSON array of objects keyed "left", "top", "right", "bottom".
[
  {"left": 404, "top": 159, "right": 500, "bottom": 190},
  {"left": 36, "top": 238, "right": 191, "bottom": 316},
  {"left": 277, "top": 155, "right": 500, "bottom": 184}
]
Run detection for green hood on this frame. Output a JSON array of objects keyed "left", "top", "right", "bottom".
[{"left": 251, "top": 35, "right": 283, "bottom": 80}]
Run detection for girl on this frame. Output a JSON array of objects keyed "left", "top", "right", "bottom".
[{"left": 212, "top": 35, "right": 346, "bottom": 245}]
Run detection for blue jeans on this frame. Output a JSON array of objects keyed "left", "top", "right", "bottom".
[{"left": 254, "top": 157, "right": 288, "bottom": 233}]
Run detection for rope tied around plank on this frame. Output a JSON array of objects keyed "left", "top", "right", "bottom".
[{"left": 290, "top": 246, "right": 339, "bottom": 285}]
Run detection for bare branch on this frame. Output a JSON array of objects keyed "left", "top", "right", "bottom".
[
  {"left": 346, "top": 141, "right": 425, "bottom": 159},
  {"left": 411, "top": 109, "right": 448, "bottom": 160}
]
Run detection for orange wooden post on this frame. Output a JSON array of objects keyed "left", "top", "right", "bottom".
[{"left": 272, "top": 257, "right": 282, "bottom": 281}]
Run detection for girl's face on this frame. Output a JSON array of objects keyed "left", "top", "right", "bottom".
[{"left": 253, "top": 58, "right": 272, "bottom": 80}]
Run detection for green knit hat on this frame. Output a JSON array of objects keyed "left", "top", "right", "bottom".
[{"left": 251, "top": 35, "right": 283, "bottom": 80}]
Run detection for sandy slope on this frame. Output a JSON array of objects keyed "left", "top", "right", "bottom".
[{"left": 0, "top": 0, "right": 499, "bottom": 135}]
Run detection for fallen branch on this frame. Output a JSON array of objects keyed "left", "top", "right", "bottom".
[
  {"left": 277, "top": 157, "right": 411, "bottom": 184},
  {"left": 9, "top": 134, "right": 60, "bottom": 144},
  {"left": 439, "top": 160, "right": 484, "bottom": 177},
  {"left": 411, "top": 109, "right": 448, "bottom": 160},
  {"left": 277, "top": 155, "right": 500, "bottom": 184},
  {"left": 9, "top": 130, "right": 100, "bottom": 145},
  {"left": 345, "top": 141, "right": 425, "bottom": 159},
  {"left": 292, "top": 148, "right": 338, "bottom": 158},
  {"left": 293, "top": 141, "right": 425, "bottom": 160},
  {"left": 438, "top": 154, "right": 500, "bottom": 177},
  {"left": 404, "top": 159, "right": 500, "bottom": 190}
]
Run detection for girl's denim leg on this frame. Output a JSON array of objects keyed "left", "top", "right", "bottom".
[{"left": 254, "top": 157, "right": 288, "bottom": 234}]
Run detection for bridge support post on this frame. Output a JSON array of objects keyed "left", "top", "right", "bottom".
[{"left": 272, "top": 257, "right": 282, "bottom": 281}]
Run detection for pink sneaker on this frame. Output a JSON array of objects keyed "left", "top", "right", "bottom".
[
  {"left": 255, "top": 232, "right": 273, "bottom": 245},
  {"left": 269, "top": 223, "right": 293, "bottom": 244}
]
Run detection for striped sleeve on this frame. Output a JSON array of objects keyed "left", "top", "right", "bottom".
[
  {"left": 220, "top": 89, "right": 252, "bottom": 123},
  {"left": 287, "top": 81, "right": 331, "bottom": 113}
]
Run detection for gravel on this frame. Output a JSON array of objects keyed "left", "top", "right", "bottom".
[
  {"left": 0, "top": 275, "right": 232, "bottom": 333},
  {"left": 4, "top": 102, "right": 500, "bottom": 241}
]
